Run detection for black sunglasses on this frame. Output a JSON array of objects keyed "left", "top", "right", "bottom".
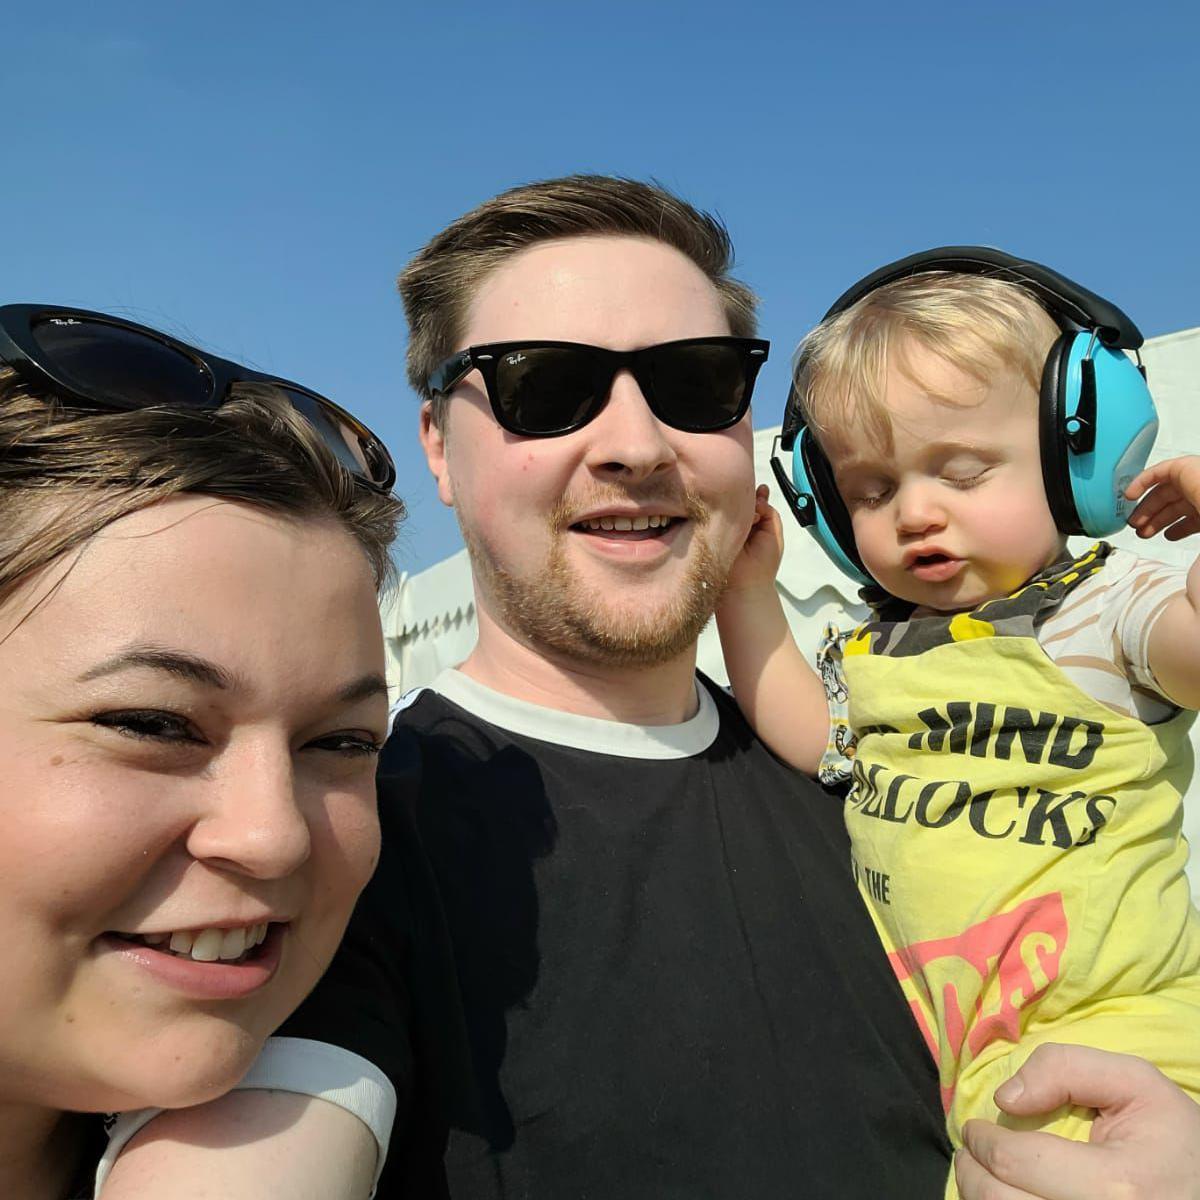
[
  {"left": 427, "top": 336, "right": 770, "bottom": 437},
  {"left": 0, "top": 304, "right": 396, "bottom": 492}
]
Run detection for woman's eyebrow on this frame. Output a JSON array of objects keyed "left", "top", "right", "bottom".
[
  {"left": 77, "top": 645, "right": 239, "bottom": 690},
  {"left": 78, "top": 647, "right": 388, "bottom": 709},
  {"left": 334, "top": 674, "right": 389, "bottom": 706}
]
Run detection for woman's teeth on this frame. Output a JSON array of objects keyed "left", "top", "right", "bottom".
[
  {"left": 579, "top": 514, "right": 672, "bottom": 532},
  {"left": 125, "top": 923, "right": 270, "bottom": 962}
]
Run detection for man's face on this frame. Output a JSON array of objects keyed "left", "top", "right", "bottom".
[{"left": 421, "top": 234, "right": 757, "bottom": 668}]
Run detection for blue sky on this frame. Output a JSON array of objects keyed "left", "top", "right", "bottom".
[{"left": 6, "top": 0, "right": 1198, "bottom": 573}]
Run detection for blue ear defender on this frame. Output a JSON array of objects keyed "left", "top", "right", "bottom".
[
  {"left": 1039, "top": 332, "right": 1159, "bottom": 537},
  {"left": 771, "top": 246, "right": 1159, "bottom": 585},
  {"left": 770, "top": 426, "right": 872, "bottom": 585}
]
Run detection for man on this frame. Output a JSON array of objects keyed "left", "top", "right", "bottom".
[{"left": 101, "top": 177, "right": 1200, "bottom": 1199}]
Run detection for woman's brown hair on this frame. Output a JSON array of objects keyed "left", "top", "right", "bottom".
[{"left": 0, "top": 371, "right": 404, "bottom": 603}]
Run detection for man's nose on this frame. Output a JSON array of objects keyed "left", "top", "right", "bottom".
[
  {"left": 184, "top": 739, "right": 312, "bottom": 881},
  {"left": 582, "top": 370, "right": 678, "bottom": 483}
]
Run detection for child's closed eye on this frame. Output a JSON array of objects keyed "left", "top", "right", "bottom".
[
  {"left": 851, "top": 485, "right": 893, "bottom": 509},
  {"left": 943, "top": 467, "right": 990, "bottom": 489}
]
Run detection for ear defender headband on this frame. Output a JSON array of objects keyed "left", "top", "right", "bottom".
[{"left": 769, "top": 246, "right": 1159, "bottom": 587}]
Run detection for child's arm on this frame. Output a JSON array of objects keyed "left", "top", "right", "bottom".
[
  {"left": 1126, "top": 455, "right": 1200, "bottom": 709},
  {"left": 716, "top": 486, "right": 832, "bottom": 774}
]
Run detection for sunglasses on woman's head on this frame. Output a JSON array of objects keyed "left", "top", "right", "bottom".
[
  {"left": 0, "top": 304, "right": 397, "bottom": 492},
  {"left": 427, "top": 336, "right": 770, "bottom": 438}
]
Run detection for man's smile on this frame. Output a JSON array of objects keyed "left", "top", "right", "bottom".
[{"left": 572, "top": 512, "right": 683, "bottom": 540}]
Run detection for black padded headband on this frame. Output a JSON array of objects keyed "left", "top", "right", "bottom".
[
  {"left": 822, "top": 246, "right": 1143, "bottom": 347},
  {"left": 780, "top": 245, "right": 1144, "bottom": 449}
]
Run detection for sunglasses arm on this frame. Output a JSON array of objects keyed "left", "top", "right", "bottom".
[{"left": 427, "top": 349, "right": 474, "bottom": 397}]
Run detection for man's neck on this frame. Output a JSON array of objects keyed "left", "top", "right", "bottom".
[{"left": 461, "top": 607, "right": 701, "bottom": 726}]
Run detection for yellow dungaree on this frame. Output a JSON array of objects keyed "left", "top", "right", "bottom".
[{"left": 832, "top": 548, "right": 1200, "bottom": 1198}]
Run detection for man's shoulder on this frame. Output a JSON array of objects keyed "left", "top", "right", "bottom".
[
  {"left": 388, "top": 679, "right": 452, "bottom": 732},
  {"left": 387, "top": 679, "right": 518, "bottom": 769}
]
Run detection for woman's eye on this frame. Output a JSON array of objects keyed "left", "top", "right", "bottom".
[
  {"left": 308, "top": 733, "right": 384, "bottom": 758},
  {"left": 91, "top": 710, "right": 202, "bottom": 743}
]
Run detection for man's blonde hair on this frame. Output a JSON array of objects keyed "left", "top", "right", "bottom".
[{"left": 794, "top": 272, "right": 1062, "bottom": 451}]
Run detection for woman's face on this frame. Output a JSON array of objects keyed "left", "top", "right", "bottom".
[{"left": 0, "top": 496, "right": 387, "bottom": 1113}]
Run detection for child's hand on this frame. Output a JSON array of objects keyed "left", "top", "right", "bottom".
[
  {"left": 724, "top": 485, "right": 786, "bottom": 596},
  {"left": 1126, "top": 456, "right": 1200, "bottom": 541}
]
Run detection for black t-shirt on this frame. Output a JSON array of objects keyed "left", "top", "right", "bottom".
[{"left": 281, "top": 672, "right": 950, "bottom": 1198}]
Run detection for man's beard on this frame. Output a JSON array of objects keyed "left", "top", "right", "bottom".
[{"left": 462, "top": 486, "right": 730, "bottom": 669}]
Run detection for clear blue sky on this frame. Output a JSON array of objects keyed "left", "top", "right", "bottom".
[{"left": 7, "top": 0, "right": 1198, "bottom": 573}]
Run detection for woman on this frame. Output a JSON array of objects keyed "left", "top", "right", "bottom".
[{"left": 0, "top": 303, "right": 403, "bottom": 1199}]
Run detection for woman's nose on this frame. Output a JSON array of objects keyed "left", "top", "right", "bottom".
[{"left": 184, "top": 740, "right": 311, "bottom": 880}]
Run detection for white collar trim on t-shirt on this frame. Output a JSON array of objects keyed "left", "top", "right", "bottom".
[{"left": 393, "top": 668, "right": 720, "bottom": 760}]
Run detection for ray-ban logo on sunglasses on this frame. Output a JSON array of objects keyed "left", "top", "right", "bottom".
[
  {"left": 505, "top": 353, "right": 527, "bottom": 366},
  {"left": 50, "top": 318, "right": 82, "bottom": 326}
]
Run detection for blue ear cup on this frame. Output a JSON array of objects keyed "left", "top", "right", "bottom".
[
  {"left": 1061, "top": 338, "right": 1158, "bottom": 536},
  {"left": 778, "top": 428, "right": 873, "bottom": 586},
  {"left": 1040, "top": 332, "right": 1159, "bottom": 536}
]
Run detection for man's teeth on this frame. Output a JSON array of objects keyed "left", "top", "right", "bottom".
[
  {"left": 131, "top": 923, "right": 270, "bottom": 962},
  {"left": 579, "top": 514, "right": 672, "bottom": 532}
]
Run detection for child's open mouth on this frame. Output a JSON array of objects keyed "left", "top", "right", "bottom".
[{"left": 909, "top": 553, "right": 964, "bottom": 583}]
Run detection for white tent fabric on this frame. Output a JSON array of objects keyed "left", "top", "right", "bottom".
[{"left": 382, "top": 326, "right": 1200, "bottom": 899}]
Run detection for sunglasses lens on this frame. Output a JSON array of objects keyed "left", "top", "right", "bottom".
[
  {"left": 645, "top": 342, "right": 753, "bottom": 431},
  {"left": 30, "top": 316, "right": 214, "bottom": 409},
  {"left": 279, "top": 388, "right": 395, "bottom": 488},
  {"left": 494, "top": 346, "right": 603, "bottom": 435}
]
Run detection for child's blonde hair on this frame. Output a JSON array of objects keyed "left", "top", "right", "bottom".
[{"left": 794, "top": 271, "right": 1062, "bottom": 451}]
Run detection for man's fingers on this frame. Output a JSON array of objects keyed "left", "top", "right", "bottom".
[
  {"left": 960, "top": 1121, "right": 1108, "bottom": 1200},
  {"left": 993, "top": 1043, "right": 1158, "bottom": 1116},
  {"left": 973, "top": 1046, "right": 1200, "bottom": 1199},
  {"left": 954, "top": 1146, "right": 1043, "bottom": 1200}
]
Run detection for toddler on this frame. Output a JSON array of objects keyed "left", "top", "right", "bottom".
[{"left": 717, "top": 253, "right": 1200, "bottom": 1195}]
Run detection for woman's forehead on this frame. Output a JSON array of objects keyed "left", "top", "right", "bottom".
[{"left": 1, "top": 498, "right": 380, "bottom": 682}]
